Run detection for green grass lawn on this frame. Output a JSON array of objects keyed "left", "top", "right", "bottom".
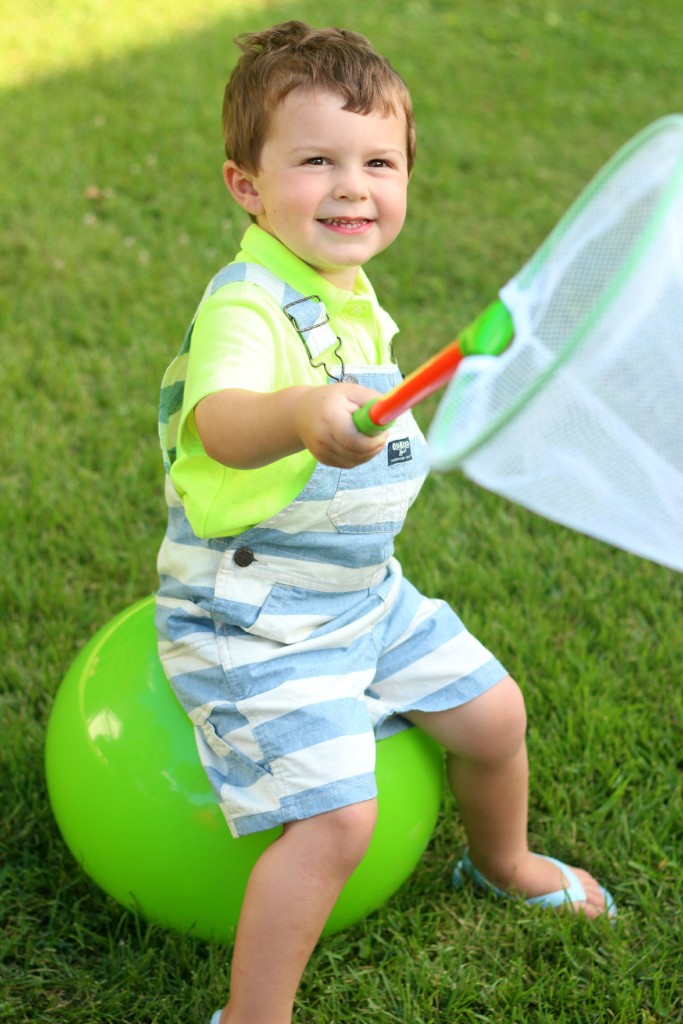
[{"left": 2, "top": 0, "right": 682, "bottom": 1021}]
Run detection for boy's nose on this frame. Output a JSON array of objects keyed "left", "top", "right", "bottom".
[{"left": 333, "top": 170, "right": 368, "bottom": 202}]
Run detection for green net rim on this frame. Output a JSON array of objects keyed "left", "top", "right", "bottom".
[{"left": 431, "top": 114, "right": 683, "bottom": 468}]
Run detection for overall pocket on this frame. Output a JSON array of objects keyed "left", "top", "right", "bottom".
[{"left": 326, "top": 422, "right": 428, "bottom": 534}]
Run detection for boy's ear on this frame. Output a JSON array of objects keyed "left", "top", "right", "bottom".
[{"left": 223, "top": 160, "right": 264, "bottom": 216}]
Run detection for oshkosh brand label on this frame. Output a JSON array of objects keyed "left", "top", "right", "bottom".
[{"left": 388, "top": 437, "right": 412, "bottom": 465}]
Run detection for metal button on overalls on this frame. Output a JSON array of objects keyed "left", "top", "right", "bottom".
[{"left": 234, "top": 548, "right": 254, "bottom": 567}]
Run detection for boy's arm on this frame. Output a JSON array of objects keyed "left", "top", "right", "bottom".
[{"left": 194, "top": 382, "right": 387, "bottom": 470}]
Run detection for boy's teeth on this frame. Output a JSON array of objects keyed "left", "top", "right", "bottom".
[{"left": 325, "top": 217, "right": 367, "bottom": 225}]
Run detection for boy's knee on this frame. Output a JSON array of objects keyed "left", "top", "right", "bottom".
[
  {"left": 322, "top": 799, "right": 378, "bottom": 869},
  {"left": 430, "top": 675, "right": 527, "bottom": 765},
  {"left": 473, "top": 675, "right": 527, "bottom": 764},
  {"left": 285, "top": 798, "right": 378, "bottom": 877}
]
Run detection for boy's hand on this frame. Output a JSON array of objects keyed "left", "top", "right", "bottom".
[{"left": 295, "top": 383, "right": 387, "bottom": 468}]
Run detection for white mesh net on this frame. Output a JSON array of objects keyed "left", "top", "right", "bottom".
[{"left": 427, "top": 116, "right": 683, "bottom": 572}]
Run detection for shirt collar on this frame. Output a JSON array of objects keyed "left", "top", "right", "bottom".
[{"left": 238, "top": 224, "right": 377, "bottom": 320}]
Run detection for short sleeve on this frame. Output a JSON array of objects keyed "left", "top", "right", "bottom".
[
  {"left": 176, "top": 281, "right": 318, "bottom": 458},
  {"left": 182, "top": 283, "right": 280, "bottom": 411}
]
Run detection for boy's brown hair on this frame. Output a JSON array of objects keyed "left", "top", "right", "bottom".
[{"left": 223, "top": 20, "right": 416, "bottom": 175}]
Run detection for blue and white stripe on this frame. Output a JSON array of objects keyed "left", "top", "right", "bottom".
[{"left": 156, "top": 272, "right": 507, "bottom": 837}]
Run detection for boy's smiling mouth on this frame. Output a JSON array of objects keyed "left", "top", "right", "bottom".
[{"left": 319, "top": 217, "right": 374, "bottom": 232}]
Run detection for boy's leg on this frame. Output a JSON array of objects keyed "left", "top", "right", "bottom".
[
  {"left": 221, "top": 798, "right": 378, "bottom": 1024},
  {"left": 405, "top": 675, "right": 608, "bottom": 917}
]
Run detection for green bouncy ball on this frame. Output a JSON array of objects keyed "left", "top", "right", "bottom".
[{"left": 45, "top": 596, "right": 444, "bottom": 940}]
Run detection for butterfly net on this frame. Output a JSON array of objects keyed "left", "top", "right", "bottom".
[{"left": 427, "top": 116, "right": 683, "bottom": 572}]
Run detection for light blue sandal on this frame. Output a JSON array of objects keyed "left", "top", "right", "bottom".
[
  {"left": 453, "top": 850, "right": 617, "bottom": 918},
  {"left": 210, "top": 1013, "right": 222, "bottom": 1024}
]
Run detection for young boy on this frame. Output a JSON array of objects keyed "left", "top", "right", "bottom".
[{"left": 156, "top": 21, "right": 615, "bottom": 1024}]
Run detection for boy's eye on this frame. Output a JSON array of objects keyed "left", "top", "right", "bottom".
[
  {"left": 367, "top": 159, "right": 390, "bottom": 168},
  {"left": 305, "top": 156, "right": 328, "bottom": 166}
]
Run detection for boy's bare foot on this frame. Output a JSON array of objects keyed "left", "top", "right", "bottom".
[
  {"left": 454, "top": 850, "right": 616, "bottom": 918},
  {"left": 512, "top": 854, "right": 611, "bottom": 918}
]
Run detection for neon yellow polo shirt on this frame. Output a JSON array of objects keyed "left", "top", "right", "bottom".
[{"left": 170, "top": 225, "right": 399, "bottom": 539}]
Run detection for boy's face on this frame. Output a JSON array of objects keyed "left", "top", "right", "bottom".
[{"left": 224, "top": 89, "right": 410, "bottom": 290}]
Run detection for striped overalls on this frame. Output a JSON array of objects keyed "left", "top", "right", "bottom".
[{"left": 156, "top": 265, "right": 506, "bottom": 837}]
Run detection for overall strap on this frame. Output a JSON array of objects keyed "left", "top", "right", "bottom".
[{"left": 159, "top": 263, "right": 338, "bottom": 472}]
